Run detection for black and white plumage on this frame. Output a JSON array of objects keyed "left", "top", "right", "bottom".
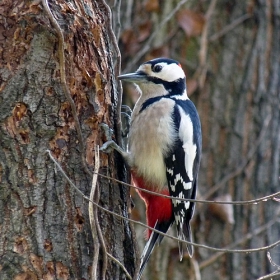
[
  {"left": 102, "top": 58, "right": 202, "bottom": 279},
  {"left": 165, "top": 98, "right": 201, "bottom": 258}
]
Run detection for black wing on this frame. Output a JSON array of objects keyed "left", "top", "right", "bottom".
[{"left": 165, "top": 99, "right": 202, "bottom": 258}]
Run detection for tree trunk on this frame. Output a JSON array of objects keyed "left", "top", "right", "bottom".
[
  {"left": 196, "top": 1, "right": 280, "bottom": 279},
  {"left": 0, "top": 1, "right": 136, "bottom": 279}
]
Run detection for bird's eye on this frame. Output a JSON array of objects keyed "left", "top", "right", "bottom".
[{"left": 153, "top": 65, "right": 162, "bottom": 73}]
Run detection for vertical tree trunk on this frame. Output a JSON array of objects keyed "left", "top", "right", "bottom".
[
  {"left": 0, "top": 0, "right": 136, "bottom": 279},
  {"left": 196, "top": 1, "right": 280, "bottom": 279}
]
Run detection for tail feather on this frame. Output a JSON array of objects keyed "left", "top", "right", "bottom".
[
  {"left": 178, "top": 221, "right": 193, "bottom": 261},
  {"left": 184, "top": 222, "right": 193, "bottom": 257},
  {"left": 137, "top": 220, "right": 171, "bottom": 280}
]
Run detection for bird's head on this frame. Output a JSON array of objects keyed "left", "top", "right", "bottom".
[{"left": 119, "top": 58, "right": 187, "bottom": 97}]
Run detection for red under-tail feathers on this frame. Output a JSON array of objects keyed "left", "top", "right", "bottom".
[
  {"left": 132, "top": 170, "right": 174, "bottom": 279},
  {"left": 131, "top": 171, "right": 173, "bottom": 237}
]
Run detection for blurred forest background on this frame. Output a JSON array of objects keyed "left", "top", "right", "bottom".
[
  {"left": 0, "top": 0, "right": 280, "bottom": 279},
  {"left": 113, "top": 0, "right": 280, "bottom": 279}
]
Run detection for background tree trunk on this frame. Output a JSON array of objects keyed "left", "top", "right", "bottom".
[
  {"left": 0, "top": 0, "right": 136, "bottom": 279},
  {"left": 117, "top": 0, "right": 280, "bottom": 279}
]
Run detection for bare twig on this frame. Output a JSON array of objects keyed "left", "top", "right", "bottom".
[
  {"left": 209, "top": 13, "right": 252, "bottom": 42},
  {"left": 199, "top": 215, "right": 280, "bottom": 270},
  {"left": 96, "top": 172, "right": 280, "bottom": 206},
  {"left": 123, "top": 0, "right": 189, "bottom": 73},
  {"left": 96, "top": 187, "right": 108, "bottom": 280},
  {"left": 267, "top": 252, "right": 280, "bottom": 270},
  {"left": 111, "top": 0, "right": 122, "bottom": 41},
  {"left": 46, "top": 150, "right": 280, "bottom": 255},
  {"left": 196, "top": 0, "right": 217, "bottom": 88},
  {"left": 89, "top": 147, "right": 108, "bottom": 280},
  {"left": 100, "top": 0, "right": 123, "bottom": 147},
  {"left": 258, "top": 272, "right": 280, "bottom": 280},
  {"left": 107, "top": 253, "right": 132, "bottom": 280},
  {"left": 41, "top": 0, "right": 91, "bottom": 177}
]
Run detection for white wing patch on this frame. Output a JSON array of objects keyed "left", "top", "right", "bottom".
[
  {"left": 170, "top": 173, "right": 192, "bottom": 192},
  {"left": 167, "top": 167, "right": 174, "bottom": 176},
  {"left": 178, "top": 107, "right": 197, "bottom": 182}
]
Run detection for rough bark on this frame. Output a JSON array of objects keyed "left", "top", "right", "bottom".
[{"left": 0, "top": 0, "right": 136, "bottom": 279}]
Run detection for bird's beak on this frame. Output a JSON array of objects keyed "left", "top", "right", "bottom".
[{"left": 118, "top": 71, "right": 148, "bottom": 83}]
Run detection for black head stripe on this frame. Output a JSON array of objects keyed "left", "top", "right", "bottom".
[
  {"left": 146, "top": 76, "right": 186, "bottom": 94},
  {"left": 139, "top": 84, "right": 186, "bottom": 114},
  {"left": 144, "top": 57, "right": 181, "bottom": 67}
]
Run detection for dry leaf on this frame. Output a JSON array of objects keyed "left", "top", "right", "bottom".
[
  {"left": 145, "top": 0, "right": 159, "bottom": 12},
  {"left": 177, "top": 9, "right": 205, "bottom": 37},
  {"left": 208, "top": 194, "right": 235, "bottom": 224},
  {"left": 138, "top": 21, "right": 152, "bottom": 42}
]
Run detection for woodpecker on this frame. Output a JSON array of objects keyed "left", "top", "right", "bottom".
[{"left": 101, "top": 58, "right": 201, "bottom": 279}]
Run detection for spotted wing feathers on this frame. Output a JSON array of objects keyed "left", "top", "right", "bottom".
[{"left": 165, "top": 99, "right": 201, "bottom": 259}]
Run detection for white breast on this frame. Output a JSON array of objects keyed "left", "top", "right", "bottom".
[{"left": 128, "top": 98, "right": 176, "bottom": 190}]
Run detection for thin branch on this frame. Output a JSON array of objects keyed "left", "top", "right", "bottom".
[
  {"left": 89, "top": 152, "right": 99, "bottom": 280},
  {"left": 100, "top": 0, "right": 123, "bottom": 147},
  {"left": 195, "top": 0, "right": 217, "bottom": 89},
  {"left": 41, "top": 0, "right": 91, "bottom": 177},
  {"left": 96, "top": 172, "right": 280, "bottom": 206},
  {"left": 46, "top": 150, "right": 280, "bottom": 255},
  {"left": 199, "top": 216, "right": 280, "bottom": 270},
  {"left": 96, "top": 187, "right": 108, "bottom": 279},
  {"left": 258, "top": 272, "right": 280, "bottom": 280},
  {"left": 267, "top": 252, "right": 280, "bottom": 270},
  {"left": 107, "top": 253, "right": 132, "bottom": 280},
  {"left": 111, "top": 0, "right": 122, "bottom": 41},
  {"left": 209, "top": 13, "right": 252, "bottom": 42},
  {"left": 123, "top": 0, "right": 189, "bottom": 73},
  {"left": 89, "top": 147, "right": 108, "bottom": 280},
  {"left": 46, "top": 150, "right": 89, "bottom": 199}
]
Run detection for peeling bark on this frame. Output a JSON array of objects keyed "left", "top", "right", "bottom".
[{"left": 0, "top": 0, "right": 136, "bottom": 279}]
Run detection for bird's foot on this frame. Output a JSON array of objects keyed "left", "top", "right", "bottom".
[
  {"left": 100, "top": 140, "right": 119, "bottom": 154},
  {"left": 121, "top": 105, "right": 132, "bottom": 138},
  {"left": 99, "top": 123, "right": 127, "bottom": 156}
]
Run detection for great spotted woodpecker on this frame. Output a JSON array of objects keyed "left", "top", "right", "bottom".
[{"left": 101, "top": 58, "right": 202, "bottom": 279}]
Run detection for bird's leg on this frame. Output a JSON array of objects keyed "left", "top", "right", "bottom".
[{"left": 99, "top": 123, "right": 130, "bottom": 163}]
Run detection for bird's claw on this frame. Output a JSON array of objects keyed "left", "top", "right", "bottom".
[{"left": 99, "top": 140, "right": 116, "bottom": 153}]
